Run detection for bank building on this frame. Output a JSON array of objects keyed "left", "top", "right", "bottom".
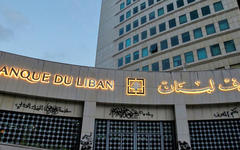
[{"left": 1, "top": 0, "right": 240, "bottom": 150}]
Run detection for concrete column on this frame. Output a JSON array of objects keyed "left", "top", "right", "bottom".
[
  {"left": 174, "top": 104, "right": 191, "bottom": 149},
  {"left": 79, "top": 102, "right": 96, "bottom": 150}
]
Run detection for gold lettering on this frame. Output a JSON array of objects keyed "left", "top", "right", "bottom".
[
  {"left": 63, "top": 76, "right": 73, "bottom": 86},
  {"left": 0, "top": 66, "right": 9, "bottom": 76}
]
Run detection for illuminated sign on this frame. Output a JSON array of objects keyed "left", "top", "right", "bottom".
[
  {"left": 0, "top": 65, "right": 114, "bottom": 91},
  {"left": 126, "top": 78, "right": 145, "bottom": 96}
]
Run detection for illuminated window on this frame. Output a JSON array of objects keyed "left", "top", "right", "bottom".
[
  {"left": 224, "top": 40, "right": 236, "bottom": 53},
  {"left": 214, "top": 1, "right": 224, "bottom": 12},
  {"left": 184, "top": 51, "right": 194, "bottom": 63},
  {"left": 197, "top": 48, "right": 207, "bottom": 60},
  {"left": 173, "top": 55, "right": 182, "bottom": 67},
  {"left": 210, "top": 44, "right": 221, "bottom": 56}
]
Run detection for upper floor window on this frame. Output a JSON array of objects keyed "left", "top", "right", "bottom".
[
  {"left": 141, "top": 30, "right": 148, "bottom": 40},
  {"left": 126, "top": 24, "right": 131, "bottom": 32},
  {"left": 140, "top": 2, "right": 146, "bottom": 10},
  {"left": 160, "top": 40, "right": 168, "bottom": 50},
  {"left": 142, "top": 65, "right": 149, "bottom": 72},
  {"left": 167, "top": 3, "right": 174, "bottom": 12},
  {"left": 162, "top": 58, "right": 170, "bottom": 70},
  {"left": 125, "top": 54, "right": 131, "bottom": 64},
  {"left": 125, "top": 38, "right": 131, "bottom": 48},
  {"left": 179, "top": 14, "right": 187, "bottom": 24},
  {"left": 182, "top": 32, "right": 191, "bottom": 43},
  {"left": 141, "top": 16, "right": 147, "bottom": 24},
  {"left": 224, "top": 40, "right": 236, "bottom": 53},
  {"left": 197, "top": 48, "right": 208, "bottom": 60},
  {"left": 158, "top": 7, "right": 164, "bottom": 16},
  {"left": 214, "top": 1, "right": 224, "bottom": 12},
  {"left": 201, "top": 6, "right": 211, "bottom": 16},
  {"left": 118, "top": 57, "right": 123, "bottom": 67},
  {"left": 159, "top": 22, "right": 166, "bottom": 32},
  {"left": 184, "top": 51, "right": 194, "bottom": 63},
  {"left": 149, "top": 11, "right": 155, "bottom": 20},
  {"left": 218, "top": 19, "right": 229, "bottom": 31},
  {"left": 169, "top": 18, "right": 176, "bottom": 28},
  {"left": 126, "top": 10, "right": 131, "bottom": 19},
  {"left": 120, "top": 14, "right": 125, "bottom": 22},
  {"left": 133, "top": 6, "right": 138, "bottom": 14},
  {"left": 187, "top": 0, "right": 195, "bottom": 4},
  {"left": 206, "top": 24, "right": 216, "bottom": 35},
  {"left": 142, "top": 47, "right": 148, "bottom": 57},
  {"left": 148, "top": 0, "right": 154, "bottom": 6},
  {"left": 152, "top": 62, "right": 159, "bottom": 72},
  {"left": 190, "top": 10, "right": 199, "bottom": 20},
  {"left": 193, "top": 28, "right": 203, "bottom": 39},
  {"left": 118, "top": 42, "right": 124, "bottom": 51},
  {"left": 120, "top": 2, "right": 125, "bottom": 10},
  {"left": 173, "top": 55, "right": 182, "bottom": 67},
  {"left": 133, "top": 34, "right": 139, "bottom": 44},
  {"left": 210, "top": 44, "right": 221, "bottom": 56},
  {"left": 150, "top": 43, "right": 158, "bottom": 54},
  {"left": 176, "top": 0, "right": 184, "bottom": 8},
  {"left": 171, "top": 36, "right": 179, "bottom": 47},
  {"left": 119, "top": 28, "right": 124, "bottom": 36},
  {"left": 133, "top": 51, "right": 139, "bottom": 60},
  {"left": 126, "top": 0, "right": 131, "bottom": 6},
  {"left": 133, "top": 19, "right": 139, "bottom": 28},
  {"left": 150, "top": 26, "right": 157, "bottom": 36}
]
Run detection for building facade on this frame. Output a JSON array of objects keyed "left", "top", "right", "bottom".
[
  {"left": 0, "top": 52, "right": 240, "bottom": 150},
  {"left": 96, "top": 0, "right": 240, "bottom": 71}
]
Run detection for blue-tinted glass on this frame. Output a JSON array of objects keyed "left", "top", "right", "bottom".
[
  {"left": 177, "top": 0, "right": 184, "bottom": 8},
  {"left": 119, "top": 28, "right": 124, "bottom": 36},
  {"left": 141, "top": 30, "right": 147, "bottom": 40},
  {"left": 193, "top": 28, "right": 203, "bottom": 39},
  {"left": 152, "top": 62, "right": 159, "bottom": 71},
  {"left": 141, "top": 16, "right": 147, "bottom": 24},
  {"left": 187, "top": 0, "right": 195, "bottom": 4},
  {"left": 142, "top": 65, "right": 149, "bottom": 72},
  {"left": 184, "top": 51, "right": 194, "bottom": 63},
  {"left": 182, "top": 32, "right": 190, "bottom": 43},
  {"left": 150, "top": 26, "right": 157, "bottom": 36},
  {"left": 133, "top": 51, "right": 139, "bottom": 60},
  {"left": 210, "top": 44, "right": 221, "bottom": 56},
  {"left": 149, "top": 11, "right": 155, "bottom": 20},
  {"left": 158, "top": 7, "right": 164, "bottom": 16},
  {"left": 169, "top": 18, "right": 176, "bottom": 28},
  {"left": 133, "top": 20, "right": 139, "bottom": 28},
  {"left": 125, "top": 38, "right": 131, "bottom": 48},
  {"left": 135, "top": 68, "right": 140, "bottom": 71},
  {"left": 167, "top": 3, "right": 174, "bottom": 12},
  {"left": 206, "top": 24, "right": 216, "bottom": 35},
  {"left": 201, "top": 6, "right": 211, "bottom": 16},
  {"left": 162, "top": 59, "right": 170, "bottom": 70},
  {"left": 179, "top": 14, "right": 187, "bottom": 24},
  {"left": 173, "top": 55, "right": 182, "bottom": 67},
  {"left": 150, "top": 43, "right": 158, "bottom": 54},
  {"left": 161, "top": 40, "right": 168, "bottom": 50},
  {"left": 197, "top": 48, "right": 207, "bottom": 60},
  {"left": 142, "top": 47, "right": 148, "bottom": 57},
  {"left": 126, "top": 10, "right": 131, "bottom": 19},
  {"left": 159, "top": 22, "right": 166, "bottom": 32},
  {"left": 118, "top": 57, "right": 123, "bottom": 67},
  {"left": 126, "top": 24, "right": 131, "bottom": 32},
  {"left": 224, "top": 40, "right": 236, "bottom": 53},
  {"left": 219, "top": 19, "right": 229, "bottom": 31},
  {"left": 133, "top": 6, "right": 138, "bottom": 14},
  {"left": 120, "top": 14, "right": 124, "bottom": 22},
  {"left": 214, "top": 1, "right": 224, "bottom": 12},
  {"left": 119, "top": 42, "right": 124, "bottom": 51},
  {"left": 148, "top": 0, "right": 154, "bottom": 6},
  {"left": 125, "top": 54, "right": 131, "bottom": 64},
  {"left": 140, "top": 2, "right": 146, "bottom": 10},
  {"left": 190, "top": 10, "right": 199, "bottom": 20},
  {"left": 171, "top": 36, "right": 179, "bottom": 47},
  {"left": 126, "top": 0, "right": 131, "bottom": 6},
  {"left": 120, "top": 2, "right": 125, "bottom": 10},
  {"left": 133, "top": 34, "right": 139, "bottom": 44}
]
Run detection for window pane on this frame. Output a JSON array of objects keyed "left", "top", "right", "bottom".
[
  {"left": 169, "top": 18, "right": 176, "bottom": 28},
  {"left": 171, "top": 36, "right": 179, "bottom": 47},
  {"left": 182, "top": 32, "right": 190, "bottom": 43},
  {"left": 218, "top": 19, "right": 229, "bottom": 31},
  {"left": 125, "top": 38, "right": 131, "bottom": 48},
  {"left": 141, "top": 16, "right": 147, "bottom": 24},
  {"left": 119, "top": 42, "right": 124, "bottom": 51},
  {"left": 120, "top": 15, "right": 124, "bottom": 22},
  {"left": 133, "top": 51, "right": 139, "bottom": 60},
  {"left": 152, "top": 62, "right": 159, "bottom": 72},
  {"left": 161, "top": 40, "right": 168, "bottom": 50},
  {"left": 210, "top": 44, "right": 221, "bottom": 56},
  {"left": 150, "top": 43, "right": 158, "bottom": 54},
  {"left": 167, "top": 3, "right": 174, "bottom": 12},
  {"left": 126, "top": 24, "right": 131, "bottom": 32},
  {"left": 149, "top": 11, "right": 155, "bottom": 21},
  {"left": 126, "top": 10, "right": 131, "bottom": 19},
  {"left": 142, "top": 47, "right": 148, "bottom": 57},
  {"left": 125, "top": 54, "right": 131, "bottom": 64},
  {"left": 162, "top": 59, "right": 170, "bottom": 70},
  {"left": 158, "top": 7, "right": 164, "bottom": 16},
  {"left": 148, "top": 0, "right": 154, "bottom": 6},
  {"left": 150, "top": 26, "right": 157, "bottom": 36},
  {"left": 201, "top": 6, "right": 211, "bottom": 16},
  {"left": 140, "top": 2, "right": 146, "bottom": 10},
  {"left": 133, "top": 6, "right": 138, "bottom": 14},
  {"left": 206, "top": 24, "right": 216, "bottom": 35},
  {"left": 214, "top": 1, "right": 224, "bottom": 12},
  {"left": 133, "top": 20, "right": 139, "bottom": 28},
  {"left": 142, "top": 65, "right": 149, "bottom": 72},
  {"left": 224, "top": 40, "right": 236, "bottom": 53},
  {"left": 177, "top": 0, "right": 184, "bottom": 8},
  {"left": 133, "top": 34, "right": 139, "bottom": 44},
  {"left": 159, "top": 22, "right": 166, "bottom": 32},
  {"left": 179, "top": 14, "right": 187, "bottom": 24},
  {"left": 118, "top": 57, "right": 123, "bottom": 67},
  {"left": 197, "top": 48, "right": 207, "bottom": 60},
  {"left": 190, "top": 10, "right": 199, "bottom": 20},
  {"left": 184, "top": 51, "right": 194, "bottom": 63},
  {"left": 120, "top": 2, "right": 125, "bottom": 10},
  {"left": 193, "top": 28, "right": 203, "bottom": 39},
  {"left": 126, "top": 0, "right": 131, "bottom": 5},
  {"left": 173, "top": 55, "right": 182, "bottom": 67},
  {"left": 187, "top": 0, "right": 195, "bottom": 4},
  {"left": 119, "top": 28, "right": 124, "bottom": 36},
  {"left": 141, "top": 30, "right": 148, "bottom": 40}
]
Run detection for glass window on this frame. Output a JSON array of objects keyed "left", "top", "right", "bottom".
[
  {"left": 161, "top": 40, "right": 168, "bottom": 50},
  {"left": 159, "top": 22, "right": 166, "bottom": 32},
  {"left": 125, "top": 54, "right": 131, "bottom": 64},
  {"left": 150, "top": 26, "right": 157, "bottom": 36},
  {"left": 119, "top": 28, "right": 124, "bottom": 36},
  {"left": 152, "top": 62, "right": 159, "bottom": 72},
  {"left": 133, "top": 6, "right": 138, "bottom": 14},
  {"left": 182, "top": 32, "right": 191, "bottom": 43},
  {"left": 173, "top": 55, "right": 182, "bottom": 67},
  {"left": 169, "top": 18, "right": 176, "bottom": 28},
  {"left": 149, "top": 11, "right": 155, "bottom": 20},
  {"left": 125, "top": 38, "right": 131, "bottom": 48},
  {"left": 197, "top": 48, "right": 208, "bottom": 60},
  {"left": 126, "top": 10, "right": 131, "bottom": 19},
  {"left": 120, "top": 2, "right": 125, "bottom": 10},
  {"left": 126, "top": 24, "right": 131, "bottom": 32},
  {"left": 135, "top": 68, "right": 140, "bottom": 71},
  {"left": 148, "top": 0, "right": 154, "bottom": 6},
  {"left": 119, "top": 42, "right": 124, "bottom": 51},
  {"left": 162, "top": 59, "right": 170, "bottom": 70},
  {"left": 224, "top": 40, "right": 236, "bottom": 53},
  {"left": 133, "top": 51, "right": 139, "bottom": 60},
  {"left": 141, "top": 16, "right": 147, "bottom": 24},
  {"left": 190, "top": 10, "right": 199, "bottom": 20},
  {"left": 126, "top": 0, "right": 131, "bottom": 6},
  {"left": 214, "top": 1, "right": 224, "bottom": 12},
  {"left": 142, "top": 47, "right": 148, "bottom": 57},
  {"left": 133, "top": 34, "right": 139, "bottom": 44},
  {"left": 179, "top": 14, "right": 187, "bottom": 24},
  {"left": 140, "top": 2, "right": 146, "bottom": 10},
  {"left": 205, "top": 24, "right": 216, "bottom": 35},
  {"left": 150, "top": 43, "right": 158, "bottom": 54},
  {"left": 158, "top": 7, "right": 164, "bottom": 16},
  {"left": 167, "top": 3, "right": 174, "bottom": 12},
  {"left": 133, "top": 19, "right": 139, "bottom": 28},
  {"left": 177, "top": 0, "right": 184, "bottom": 8},
  {"left": 218, "top": 19, "right": 229, "bottom": 31},
  {"left": 187, "top": 0, "right": 195, "bottom": 4},
  {"left": 171, "top": 36, "right": 179, "bottom": 47},
  {"left": 118, "top": 57, "right": 123, "bottom": 67},
  {"left": 120, "top": 14, "right": 124, "bottom": 22},
  {"left": 201, "top": 6, "right": 211, "bottom": 16},
  {"left": 210, "top": 44, "right": 221, "bottom": 56},
  {"left": 142, "top": 65, "right": 149, "bottom": 72},
  {"left": 141, "top": 30, "right": 148, "bottom": 40},
  {"left": 193, "top": 28, "right": 203, "bottom": 39},
  {"left": 184, "top": 51, "right": 194, "bottom": 63}
]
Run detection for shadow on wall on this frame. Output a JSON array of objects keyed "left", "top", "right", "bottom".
[{"left": 238, "top": 0, "right": 240, "bottom": 9}]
